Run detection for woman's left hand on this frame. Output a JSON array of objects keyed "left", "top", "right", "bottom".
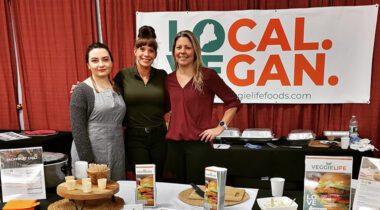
[{"left": 199, "top": 126, "right": 225, "bottom": 142}]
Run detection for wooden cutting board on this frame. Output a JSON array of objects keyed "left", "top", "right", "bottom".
[
  {"left": 57, "top": 180, "right": 119, "bottom": 200},
  {"left": 308, "top": 140, "right": 341, "bottom": 148},
  {"left": 178, "top": 186, "right": 249, "bottom": 207}
]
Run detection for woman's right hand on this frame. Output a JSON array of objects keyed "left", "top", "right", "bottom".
[{"left": 70, "top": 81, "right": 80, "bottom": 94}]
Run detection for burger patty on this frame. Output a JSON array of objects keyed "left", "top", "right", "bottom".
[{"left": 315, "top": 187, "right": 347, "bottom": 194}]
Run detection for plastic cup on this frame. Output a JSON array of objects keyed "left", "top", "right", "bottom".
[
  {"left": 65, "top": 176, "right": 75, "bottom": 182},
  {"left": 341, "top": 136, "right": 350, "bottom": 149},
  {"left": 66, "top": 179, "right": 76, "bottom": 190},
  {"left": 82, "top": 180, "right": 92, "bottom": 193},
  {"left": 97, "top": 178, "right": 107, "bottom": 190},
  {"left": 270, "top": 177, "right": 285, "bottom": 197}
]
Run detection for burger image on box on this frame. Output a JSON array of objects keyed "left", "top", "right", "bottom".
[
  {"left": 205, "top": 179, "right": 218, "bottom": 210},
  {"left": 136, "top": 175, "right": 155, "bottom": 206},
  {"left": 205, "top": 180, "right": 218, "bottom": 207},
  {"left": 314, "top": 173, "right": 351, "bottom": 210}
]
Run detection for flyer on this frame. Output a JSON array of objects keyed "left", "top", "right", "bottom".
[
  {"left": 352, "top": 157, "right": 380, "bottom": 210},
  {"left": 0, "top": 132, "right": 30, "bottom": 141},
  {"left": 0, "top": 147, "right": 46, "bottom": 202},
  {"left": 303, "top": 156, "right": 353, "bottom": 210}
]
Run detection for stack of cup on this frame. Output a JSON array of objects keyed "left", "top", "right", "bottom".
[{"left": 74, "top": 161, "right": 88, "bottom": 179}]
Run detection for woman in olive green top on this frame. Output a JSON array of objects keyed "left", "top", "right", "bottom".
[{"left": 114, "top": 26, "right": 168, "bottom": 180}]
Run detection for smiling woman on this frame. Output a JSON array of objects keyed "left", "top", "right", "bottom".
[
  {"left": 164, "top": 30, "right": 241, "bottom": 184},
  {"left": 70, "top": 42, "right": 127, "bottom": 181},
  {"left": 113, "top": 26, "right": 169, "bottom": 180}
]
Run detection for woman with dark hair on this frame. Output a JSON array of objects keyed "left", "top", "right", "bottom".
[
  {"left": 70, "top": 42, "right": 126, "bottom": 180},
  {"left": 114, "top": 26, "right": 168, "bottom": 179},
  {"left": 165, "top": 30, "right": 241, "bottom": 184}
]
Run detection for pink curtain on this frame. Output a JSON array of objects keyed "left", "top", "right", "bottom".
[
  {"left": 11, "top": 0, "right": 98, "bottom": 130},
  {"left": 0, "top": 0, "right": 19, "bottom": 129}
]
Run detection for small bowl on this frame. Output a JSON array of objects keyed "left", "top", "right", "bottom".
[
  {"left": 257, "top": 197, "right": 298, "bottom": 210},
  {"left": 87, "top": 169, "right": 109, "bottom": 185}
]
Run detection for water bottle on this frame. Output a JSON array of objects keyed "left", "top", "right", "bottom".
[{"left": 349, "top": 115, "right": 359, "bottom": 142}]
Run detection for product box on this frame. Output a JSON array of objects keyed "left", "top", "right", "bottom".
[
  {"left": 135, "top": 164, "right": 156, "bottom": 207},
  {"left": 204, "top": 166, "right": 227, "bottom": 210},
  {"left": 303, "top": 156, "right": 353, "bottom": 210}
]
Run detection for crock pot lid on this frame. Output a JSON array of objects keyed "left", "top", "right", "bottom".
[{"left": 43, "top": 152, "right": 67, "bottom": 164}]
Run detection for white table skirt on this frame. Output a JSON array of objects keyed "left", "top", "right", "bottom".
[{"left": 116, "top": 181, "right": 258, "bottom": 210}]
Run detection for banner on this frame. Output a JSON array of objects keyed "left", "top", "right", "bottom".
[{"left": 136, "top": 5, "right": 378, "bottom": 104}]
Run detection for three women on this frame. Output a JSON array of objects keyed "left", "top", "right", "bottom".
[{"left": 70, "top": 28, "right": 240, "bottom": 183}]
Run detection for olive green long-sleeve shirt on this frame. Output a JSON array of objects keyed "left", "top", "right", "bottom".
[{"left": 114, "top": 66, "right": 168, "bottom": 128}]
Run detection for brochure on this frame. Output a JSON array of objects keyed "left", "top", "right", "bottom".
[
  {"left": 204, "top": 166, "right": 227, "bottom": 210},
  {"left": 303, "top": 156, "right": 353, "bottom": 210},
  {"left": 135, "top": 164, "right": 156, "bottom": 207},
  {"left": 0, "top": 147, "right": 46, "bottom": 202},
  {"left": 352, "top": 157, "right": 380, "bottom": 210},
  {"left": 0, "top": 132, "right": 30, "bottom": 141}
]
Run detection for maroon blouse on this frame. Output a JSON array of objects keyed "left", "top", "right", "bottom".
[{"left": 165, "top": 67, "right": 241, "bottom": 141}]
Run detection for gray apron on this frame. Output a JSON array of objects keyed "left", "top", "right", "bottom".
[{"left": 72, "top": 88, "right": 126, "bottom": 180}]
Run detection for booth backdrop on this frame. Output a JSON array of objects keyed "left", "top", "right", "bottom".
[{"left": 0, "top": 0, "right": 379, "bottom": 156}]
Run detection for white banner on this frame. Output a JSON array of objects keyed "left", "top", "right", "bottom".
[{"left": 137, "top": 5, "right": 378, "bottom": 104}]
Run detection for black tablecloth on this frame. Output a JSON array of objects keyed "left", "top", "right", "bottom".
[{"left": 187, "top": 140, "right": 373, "bottom": 190}]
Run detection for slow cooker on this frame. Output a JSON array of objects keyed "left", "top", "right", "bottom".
[{"left": 42, "top": 152, "right": 70, "bottom": 188}]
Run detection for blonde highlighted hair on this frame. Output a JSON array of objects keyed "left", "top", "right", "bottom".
[{"left": 172, "top": 30, "right": 204, "bottom": 92}]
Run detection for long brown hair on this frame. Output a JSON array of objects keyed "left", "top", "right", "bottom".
[{"left": 172, "top": 30, "right": 204, "bottom": 92}]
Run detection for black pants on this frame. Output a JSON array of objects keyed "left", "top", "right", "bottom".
[
  {"left": 165, "top": 140, "right": 213, "bottom": 185},
  {"left": 125, "top": 125, "right": 167, "bottom": 180}
]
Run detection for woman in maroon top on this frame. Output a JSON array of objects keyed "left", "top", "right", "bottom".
[{"left": 165, "top": 30, "right": 241, "bottom": 184}]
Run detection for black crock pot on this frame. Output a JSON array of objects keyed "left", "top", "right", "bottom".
[{"left": 42, "top": 152, "right": 70, "bottom": 188}]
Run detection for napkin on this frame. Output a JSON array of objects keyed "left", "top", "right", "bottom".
[
  {"left": 3, "top": 199, "right": 40, "bottom": 210},
  {"left": 188, "top": 186, "right": 245, "bottom": 202}
]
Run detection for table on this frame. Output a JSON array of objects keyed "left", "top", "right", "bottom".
[
  {"left": 116, "top": 181, "right": 258, "bottom": 210},
  {"left": 0, "top": 181, "right": 258, "bottom": 209},
  {"left": 0, "top": 130, "right": 72, "bottom": 156},
  {"left": 185, "top": 140, "right": 373, "bottom": 189}
]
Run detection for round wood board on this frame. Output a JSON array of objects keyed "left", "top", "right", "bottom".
[
  {"left": 48, "top": 197, "right": 124, "bottom": 210},
  {"left": 57, "top": 180, "right": 119, "bottom": 200},
  {"left": 178, "top": 187, "right": 250, "bottom": 207}
]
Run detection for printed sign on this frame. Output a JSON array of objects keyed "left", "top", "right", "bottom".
[
  {"left": 137, "top": 5, "right": 378, "bottom": 103},
  {"left": 0, "top": 147, "right": 46, "bottom": 202},
  {"left": 303, "top": 156, "right": 353, "bottom": 210},
  {"left": 353, "top": 157, "right": 380, "bottom": 210}
]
